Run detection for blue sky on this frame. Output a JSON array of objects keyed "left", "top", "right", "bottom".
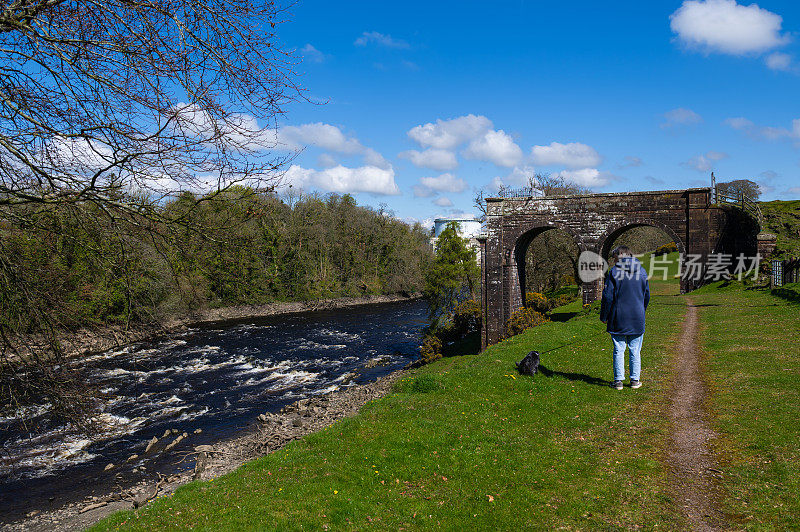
[{"left": 267, "top": 0, "right": 800, "bottom": 225}]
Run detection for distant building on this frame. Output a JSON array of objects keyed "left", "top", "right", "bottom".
[{"left": 430, "top": 215, "right": 484, "bottom": 264}]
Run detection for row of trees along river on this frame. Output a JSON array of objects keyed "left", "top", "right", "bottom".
[{"left": 0, "top": 188, "right": 432, "bottom": 423}]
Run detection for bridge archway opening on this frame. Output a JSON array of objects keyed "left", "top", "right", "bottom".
[
  {"left": 598, "top": 221, "right": 687, "bottom": 294},
  {"left": 514, "top": 225, "right": 581, "bottom": 307},
  {"left": 601, "top": 224, "right": 680, "bottom": 259}
]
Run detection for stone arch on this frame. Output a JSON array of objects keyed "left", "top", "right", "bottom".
[
  {"left": 596, "top": 217, "right": 687, "bottom": 260},
  {"left": 510, "top": 222, "right": 584, "bottom": 311},
  {"left": 592, "top": 217, "right": 689, "bottom": 298}
]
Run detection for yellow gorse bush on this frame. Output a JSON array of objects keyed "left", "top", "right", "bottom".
[{"left": 505, "top": 307, "right": 549, "bottom": 337}]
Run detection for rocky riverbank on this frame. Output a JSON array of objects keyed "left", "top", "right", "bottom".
[{"left": 3, "top": 369, "right": 407, "bottom": 531}]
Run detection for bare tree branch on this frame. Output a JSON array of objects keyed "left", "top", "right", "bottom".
[
  {"left": 0, "top": 0, "right": 305, "bottom": 423},
  {"left": 1, "top": 0, "right": 302, "bottom": 214}
]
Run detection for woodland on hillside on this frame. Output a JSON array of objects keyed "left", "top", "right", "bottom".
[{"left": 0, "top": 190, "right": 431, "bottom": 335}]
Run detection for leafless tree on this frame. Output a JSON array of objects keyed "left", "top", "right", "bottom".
[
  {"left": 531, "top": 173, "right": 590, "bottom": 196},
  {"left": 473, "top": 173, "right": 590, "bottom": 222},
  {"left": 1, "top": 0, "right": 302, "bottom": 215},
  {"left": 0, "top": 0, "right": 304, "bottom": 425}
]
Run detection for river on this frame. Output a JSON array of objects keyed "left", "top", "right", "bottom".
[{"left": 0, "top": 299, "right": 428, "bottom": 522}]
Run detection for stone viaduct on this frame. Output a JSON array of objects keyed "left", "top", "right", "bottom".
[{"left": 477, "top": 187, "right": 764, "bottom": 350}]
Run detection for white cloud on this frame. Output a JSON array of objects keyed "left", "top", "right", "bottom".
[
  {"left": 317, "top": 153, "right": 337, "bottom": 168},
  {"left": 363, "top": 148, "right": 391, "bottom": 169},
  {"left": 725, "top": 116, "right": 756, "bottom": 131},
  {"left": 620, "top": 156, "right": 644, "bottom": 168},
  {"left": 555, "top": 168, "right": 611, "bottom": 188},
  {"left": 270, "top": 122, "right": 391, "bottom": 169},
  {"left": 661, "top": 107, "right": 703, "bottom": 129},
  {"left": 786, "top": 186, "right": 800, "bottom": 196},
  {"left": 766, "top": 52, "right": 793, "bottom": 71},
  {"left": 173, "top": 102, "right": 273, "bottom": 151},
  {"left": 530, "top": 142, "right": 602, "bottom": 168},
  {"left": 433, "top": 196, "right": 453, "bottom": 207},
  {"left": 759, "top": 183, "right": 776, "bottom": 195},
  {"left": 486, "top": 168, "right": 549, "bottom": 196},
  {"left": 412, "top": 185, "right": 436, "bottom": 198},
  {"left": 413, "top": 173, "right": 469, "bottom": 198},
  {"left": 406, "top": 115, "right": 520, "bottom": 167},
  {"left": 681, "top": 151, "right": 729, "bottom": 172},
  {"left": 761, "top": 126, "right": 792, "bottom": 140},
  {"left": 725, "top": 116, "right": 800, "bottom": 141},
  {"left": 489, "top": 165, "right": 537, "bottom": 192},
  {"left": 419, "top": 173, "right": 469, "bottom": 193},
  {"left": 399, "top": 148, "right": 458, "bottom": 171},
  {"left": 504, "top": 165, "right": 537, "bottom": 186},
  {"left": 300, "top": 44, "right": 325, "bottom": 63},
  {"left": 463, "top": 129, "right": 523, "bottom": 167},
  {"left": 759, "top": 170, "right": 778, "bottom": 180},
  {"left": 670, "top": 0, "right": 790, "bottom": 55},
  {"left": 283, "top": 164, "right": 400, "bottom": 196},
  {"left": 487, "top": 177, "right": 506, "bottom": 194},
  {"left": 49, "top": 136, "right": 114, "bottom": 172},
  {"left": 354, "top": 31, "right": 410, "bottom": 49},
  {"left": 277, "top": 123, "right": 364, "bottom": 154},
  {"left": 407, "top": 114, "right": 493, "bottom": 150},
  {"left": 706, "top": 150, "right": 728, "bottom": 161}
]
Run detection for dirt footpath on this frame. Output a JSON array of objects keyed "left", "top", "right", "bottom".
[{"left": 667, "top": 301, "right": 726, "bottom": 530}]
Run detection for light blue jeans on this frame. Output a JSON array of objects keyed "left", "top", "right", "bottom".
[{"left": 611, "top": 333, "right": 643, "bottom": 382}]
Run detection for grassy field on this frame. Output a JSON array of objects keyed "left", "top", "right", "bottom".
[
  {"left": 760, "top": 200, "right": 800, "bottom": 259},
  {"left": 90, "top": 266, "right": 800, "bottom": 530},
  {"left": 691, "top": 281, "right": 800, "bottom": 528}
]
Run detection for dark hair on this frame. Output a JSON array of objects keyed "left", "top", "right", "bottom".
[{"left": 611, "top": 245, "right": 632, "bottom": 259}]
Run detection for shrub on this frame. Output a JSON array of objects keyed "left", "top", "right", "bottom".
[
  {"left": 452, "top": 299, "right": 481, "bottom": 336},
  {"left": 505, "top": 307, "right": 549, "bottom": 337},
  {"left": 655, "top": 241, "right": 678, "bottom": 255},
  {"left": 525, "top": 292, "right": 549, "bottom": 313},
  {"left": 419, "top": 335, "right": 443, "bottom": 364}
]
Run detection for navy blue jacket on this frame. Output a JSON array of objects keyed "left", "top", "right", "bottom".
[{"left": 599, "top": 257, "right": 650, "bottom": 336}]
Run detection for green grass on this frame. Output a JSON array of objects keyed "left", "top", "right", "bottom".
[
  {"left": 760, "top": 200, "right": 800, "bottom": 259},
  {"left": 689, "top": 281, "right": 800, "bottom": 528},
  {"left": 92, "top": 275, "right": 687, "bottom": 531},
  {"left": 90, "top": 269, "right": 799, "bottom": 531}
]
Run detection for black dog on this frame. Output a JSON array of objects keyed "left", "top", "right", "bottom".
[{"left": 515, "top": 350, "right": 541, "bottom": 376}]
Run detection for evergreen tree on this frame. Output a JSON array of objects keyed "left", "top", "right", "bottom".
[{"left": 423, "top": 222, "right": 480, "bottom": 322}]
